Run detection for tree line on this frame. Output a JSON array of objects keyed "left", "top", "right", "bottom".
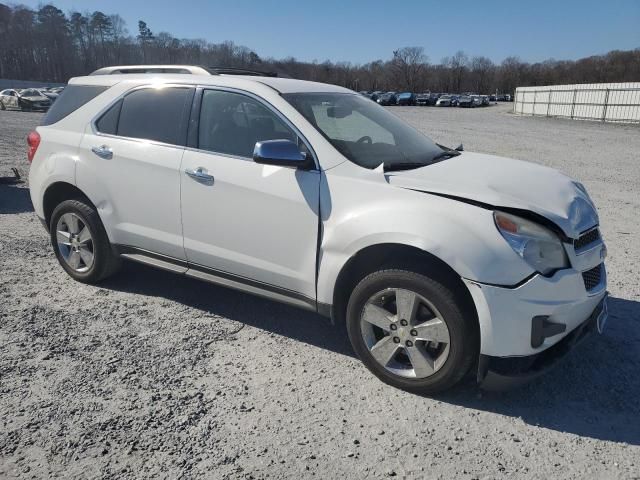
[{"left": 1, "top": 3, "right": 638, "bottom": 93}]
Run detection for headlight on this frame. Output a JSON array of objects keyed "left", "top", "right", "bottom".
[{"left": 494, "top": 211, "right": 569, "bottom": 275}]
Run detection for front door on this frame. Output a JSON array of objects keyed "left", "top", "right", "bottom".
[{"left": 180, "top": 89, "right": 320, "bottom": 300}]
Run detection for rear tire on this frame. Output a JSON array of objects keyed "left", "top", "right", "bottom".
[
  {"left": 50, "top": 199, "right": 120, "bottom": 283},
  {"left": 346, "top": 269, "right": 478, "bottom": 395}
]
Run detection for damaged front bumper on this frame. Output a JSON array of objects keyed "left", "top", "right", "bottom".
[
  {"left": 477, "top": 295, "right": 608, "bottom": 390},
  {"left": 463, "top": 263, "right": 608, "bottom": 390}
]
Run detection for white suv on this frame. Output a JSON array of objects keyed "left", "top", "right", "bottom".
[{"left": 28, "top": 71, "right": 608, "bottom": 393}]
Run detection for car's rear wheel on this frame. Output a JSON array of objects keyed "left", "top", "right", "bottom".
[
  {"left": 346, "top": 269, "right": 478, "bottom": 395},
  {"left": 50, "top": 199, "right": 120, "bottom": 283}
]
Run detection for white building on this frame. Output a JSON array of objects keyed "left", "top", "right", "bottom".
[{"left": 514, "top": 82, "right": 640, "bottom": 124}]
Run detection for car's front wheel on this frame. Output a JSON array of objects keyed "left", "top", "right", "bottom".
[
  {"left": 50, "top": 199, "right": 120, "bottom": 283},
  {"left": 346, "top": 269, "right": 478, "bottom": 395}
]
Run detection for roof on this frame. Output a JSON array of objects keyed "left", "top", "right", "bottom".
[{"left": 69, "top": 73, "right": 353, "bottom": 94}]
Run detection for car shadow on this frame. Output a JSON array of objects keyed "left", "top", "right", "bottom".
[
  {"left": 0, "top": 184, "right": 33, "bottom": 214},
  {"left": 100, "top": 261, "right": 355, "bottom": 357},
  {"left": 440, "top": 296, "right": 640, "bottom": 445},
  {"left": 103, "top": 261, "right": 640, "bottom": 445}
]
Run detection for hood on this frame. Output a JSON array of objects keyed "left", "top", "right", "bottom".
[{"left": 385, "top": 152, "right": 598, "bottom": 239}]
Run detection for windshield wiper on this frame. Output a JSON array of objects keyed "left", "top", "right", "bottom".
[
  {"left": 431, "top": 150, "right": 461, "bottom": 161},
  {"left": 383, "top": 162, "right": 432, "bottom": 172}
]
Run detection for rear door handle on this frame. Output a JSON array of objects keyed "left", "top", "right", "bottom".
[
  {"left": 91, "top": 145, "right": 113, "bottom": 159},
  {"left": 185, "top": 167, "right": 214, "bottom": 185}
]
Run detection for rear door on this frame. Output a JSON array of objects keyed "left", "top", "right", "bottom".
[
  {"left": 76, "top": 85, "right": 194, "bottom": 260},
  {"left": 180, "top": 88, "right": 320, "bottom": 300}
]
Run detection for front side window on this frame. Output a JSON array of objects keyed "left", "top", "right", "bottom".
[
  {"left": 284, "top": 93, "right": 456, "bottom": 171},
  {"left": 115, "top": 87, "right": 193, "bottom": 146},
  {"left": 198, "top": 90, "right": 297, "bottom": 158}
]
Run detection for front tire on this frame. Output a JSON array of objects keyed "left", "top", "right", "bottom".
[
  {"left": 346, "top": 269, "right": 478, "bottom": 395},
  {"left": 50, "top": 199, "right": 120, "bottom": 283}
]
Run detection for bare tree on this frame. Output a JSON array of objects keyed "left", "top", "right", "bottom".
[{"left": 390, "top": 46, "right": 428, "bottom": 91}]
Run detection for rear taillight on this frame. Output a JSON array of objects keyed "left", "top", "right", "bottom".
[{"left": 27, "top": 130, "right": 40, "bottom": 163}]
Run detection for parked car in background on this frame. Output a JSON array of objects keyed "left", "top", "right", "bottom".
[
  {"left": 396, "top": 92, "right": 416, "bottom": 106},
  {"left": 1, "top": 88, "right": 51, "bottom": 111},
  {"left": 377, "top": 92, "right": 398, "bottom": 106},
  {"left": 0, "top": 89, "right": 20, "bottom": 110},
  {"left": 415, "top": 93, "right": 430, "bottom": 106},
  {"left": 489, "top": 94, "right": 497, "bottom": 102},
  {"left": 370, "top": 91, "right": 384, "bottom": 102},
  {"left": 471, "top": 95, "right": 483, "bottom": 107},
  {"left": 28, "top": 70, "right": 608, "bottom": 394},
  {"left": 435, "top": 95, "right": 453, "bottom": 107},
  {"left": 458, "top": 95, "right": 473, "bottom": 107},
  {"left": 481, "top": 95, "right": 490, "bottom": 106},
  {"left": 451, "top": 95, "right": 460, "bottom": 106},
  {"left": 16, "top": 89, "right": 52, "bottom": 111},
  {"left": 42, "top": 89, "right": 61, "bottom": 102}
]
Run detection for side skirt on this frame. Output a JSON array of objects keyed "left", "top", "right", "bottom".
[{"left": 115, "top": 245, "right": 325, "bottom": 315}]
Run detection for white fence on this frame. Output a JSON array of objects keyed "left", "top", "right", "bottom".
[{"left": 514, "top": 82, "right": 640, "bottom": 124}]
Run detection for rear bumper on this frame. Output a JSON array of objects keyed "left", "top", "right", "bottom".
[{"left": 478, "top": 296, "right": 608, "bottom": 390}]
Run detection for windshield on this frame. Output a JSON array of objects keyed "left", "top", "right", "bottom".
[
  {"left": 283, "top": 93, "right": 451, "bottom": 170},
  {"left": 21, "top": 89, "right": 41, "bottom": 96}
]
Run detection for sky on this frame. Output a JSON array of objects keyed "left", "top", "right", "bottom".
[{"left": 16, "top": 0, "right": 640, "bottom": 65}]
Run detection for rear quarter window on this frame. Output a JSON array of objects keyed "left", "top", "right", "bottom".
[{"left": 40, "top": 85, "right": 108, "bottom": 126}]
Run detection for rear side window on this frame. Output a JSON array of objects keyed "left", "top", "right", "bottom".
[
  {"left": 95, "top": 99, "right": 122, "bottom": 135},
  {"left": 116, "top": 87, "right": 193, "bottom": 146},
  {"left": 40, "top": 85, "right": 107, "bottom": 126}
]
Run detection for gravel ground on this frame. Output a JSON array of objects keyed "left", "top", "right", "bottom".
[{"left": 1, "top": 105, "right": 639, "bottom": 479}]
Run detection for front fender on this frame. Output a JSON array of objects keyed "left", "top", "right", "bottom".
[{"left": 316, "top": 167, "right": 534, "bottom": 305}]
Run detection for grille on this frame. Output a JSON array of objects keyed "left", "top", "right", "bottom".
[
  {"left": 582, "top": 264, "right": 603, "bottom": 291},
  {"left": 574, "top": 228, "right": 600, "bottom": 251}
]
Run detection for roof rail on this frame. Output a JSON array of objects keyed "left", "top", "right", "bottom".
[{"left": 205, "top": 66, "right": 278, "bottom": 77}]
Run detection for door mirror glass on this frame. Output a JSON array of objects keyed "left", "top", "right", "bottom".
[{"left": 253, "top": 139, "right": 311, "bottom": 169}]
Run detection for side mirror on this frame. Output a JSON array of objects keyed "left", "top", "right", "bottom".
[
  {"left": 455, "top": 143, "right": 464, "bottom": 152},
  {"left": 253, "top": 139, "right": 313, "bottom": 169}
]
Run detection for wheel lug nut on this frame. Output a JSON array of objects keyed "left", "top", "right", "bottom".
[
  {"left": 400, "top": 319, "right": 408, "bottom": 326},
  {"left": 405, "top": 340, "right": 413, "bottom": 347},
  {"left": 393, "top": 336, "right": 400, "bottom": 344},
  {"left": 390, "top": 324, "right": 397, "bottom": 331},
  {"left": 410, "top": 329, "right": 418, "bottom": 336}
]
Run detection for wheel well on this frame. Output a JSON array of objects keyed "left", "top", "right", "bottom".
[
  {"left": 331, "top": 244, "right": 477, "bottom": 326},
  {"left": 42, "top": 182, "right": 95, "bottom": 229}
]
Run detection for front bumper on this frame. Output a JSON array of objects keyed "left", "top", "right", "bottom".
[
  {"left": 464, "top": 265, "right": 607, "bottom": 358},
  {"left": 478, "top": 296, "right": 608, "bottom": 390}
]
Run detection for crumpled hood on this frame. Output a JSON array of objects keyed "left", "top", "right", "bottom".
[{"left": 386, "top": 152, "right": 598, "bottom": 238}]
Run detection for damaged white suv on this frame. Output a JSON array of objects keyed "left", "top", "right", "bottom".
[{"left": 28, "top": 70, "right": 608, "bottom": 393}]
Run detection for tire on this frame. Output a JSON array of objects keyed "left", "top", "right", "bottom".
[
  {"left": 50, "top": 199, "right": 121, "bottom": 283},
  {"left": 346, "top": 269, "right": 478, "bottom": 395}
]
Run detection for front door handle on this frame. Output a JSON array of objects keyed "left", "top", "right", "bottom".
[
  {"left": 185, "top": 167, "right": 214, "bottom": 185},
  {"left": 91, "top": 145, "right": 113, "bottom": 159}
]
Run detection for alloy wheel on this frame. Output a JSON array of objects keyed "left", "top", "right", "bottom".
[
  {"left": 56, "top": 213, "right": 95, "bottom": 272},
  {"left": 360, "top": 288, "right": 451, "bottom": 379}
]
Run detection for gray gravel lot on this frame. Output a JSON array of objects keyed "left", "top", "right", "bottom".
[{"left": 1, "top": 104, "right": 639, "bottom": 479}]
